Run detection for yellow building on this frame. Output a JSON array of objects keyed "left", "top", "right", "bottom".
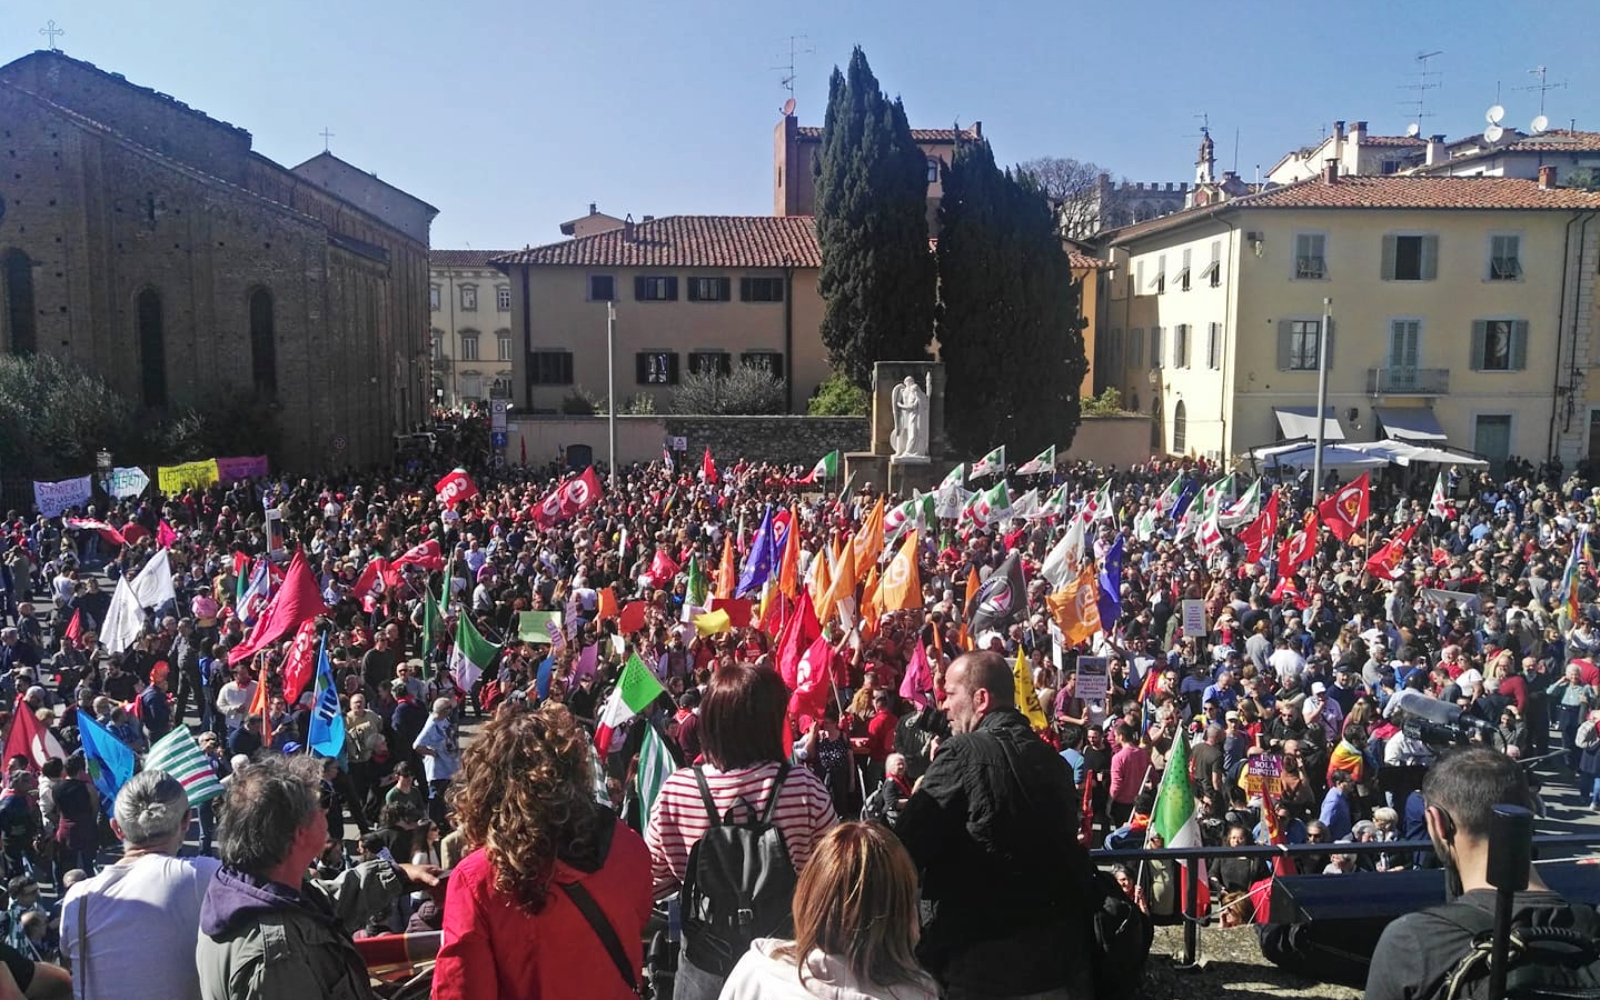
[
  {"left": 1100, "top": 168, "right": 1600, "bottom": 470},
  {"left": 1066, "top": 244, "right": 1108, "bottom": 401},
  {"left": 429, "top": 251, "right": 515, "bottom": 406},
  {"left": 495, "top": 216, "right": 826, "bottom": 414}
]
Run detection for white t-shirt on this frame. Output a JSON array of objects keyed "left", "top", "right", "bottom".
[{"left": 62, "top": 853, "right": 222, "bottom": 1000}]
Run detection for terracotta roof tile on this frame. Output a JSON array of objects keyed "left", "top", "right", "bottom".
[
  {"left": 493, "top": 216, "right": 821, "bottom": 269},
  {"left": 1359, "top": 135, "right": 1427, "bottom": 148},
  {"left": 1068, "top": 251, "right": 1110, "bottom": 270},
  {"left": 1505, "top": 129, "right": 1600, "bottom": 153},
  {"left": 430, "top": 249, "right": 514, "bottom": 268},
  {"left": 794, "top": 125, "right": 979, "bottom": 144},
  {"left": 1111, "top": 175, "right": 1600, "bottom": 244}
]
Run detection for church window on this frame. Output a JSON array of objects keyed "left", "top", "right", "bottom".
[
  {"left": 1, "top": 249, "right": 36, "bottom": 355},
  {"left": 137, "top": 288, "right": 167, "bottom": 408},
  {"left": 249, "top": 287, "right": 277, "bottom": 397}
]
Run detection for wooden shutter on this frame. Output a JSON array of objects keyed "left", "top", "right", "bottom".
[
  {"left": 1470, "top": 320, "right": 1487, "bottom": 370},
  {"left": 1151, "top": 327, "right": 1163, "bottom": 368},
  {"left": 1380, "top": 235, "right": 1397, "bottom": 280},
  {"left": 1512, "top": 321, "right": 1529, "bottom": 370},
  {"left": 1420, "top": 236, "right": 1439, "bottom": 281},
  {"left": 1277, "top": 320, "right": 1293, "bottom": 370},
  {"left": 635, "top": 353, "right": 649, "bottom": 383},
  {"left": 718, "top": 277, "right": 731, "bottom": 301},
  {"left": 667, "top": 352, "right": 680, "bottom": 384},
  {"left": 666, "top": 277, "right": 679, "bottom": 301}
]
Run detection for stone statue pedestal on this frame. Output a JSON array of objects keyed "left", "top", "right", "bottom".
[{"left": 844, "top": 361, "right": 958, "bottom": 497}]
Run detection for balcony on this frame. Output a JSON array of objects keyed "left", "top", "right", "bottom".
[{"left": 1366, "top": 367, "right": 1450, "bottom": 395}]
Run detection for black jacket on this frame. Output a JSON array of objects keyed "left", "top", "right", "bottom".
[{"left": 895, "top": 708, "right": 1094, "bottom": 995}]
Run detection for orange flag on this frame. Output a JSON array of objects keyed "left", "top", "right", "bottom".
[
  {"left": 596, "top": 587, "right": 618, "bottom": 622},
  {"left": 1046, "top": 564, "right": 1102, "bottom": 648},
  {"left": 778, "top": 505, "right": 801, "bottom": 600},
  {"left": 851, "top": 497, "right": 886, "bottom": 571},
  {"left": 810, "top": 540, "right": 834, "bottom": 621},
  {"left": 880, "top": 529, "right": 922, "bottom": 613},
  {"left": 818, "top": 540, "right": 858, "bottom": 625},
  {"left": 957, "top": 565, "right": 981, "bottom": 649},
  {"left": 247, "top": 656, "right": 270, "bottom": 744},
  {"left": 715, "top": 533, "right": 736, "bottom": 601},
  {"left": 858, "top": 564, "right": 881, "bottom": 642}
]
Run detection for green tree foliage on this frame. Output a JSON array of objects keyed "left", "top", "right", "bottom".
[
  {"left": 669, "top": 367, "right": 785, "bottom": 415},
  {"left": 814, "top": 47, "right": 938, "bottom": 387},
  {"left": 806, "top": 372, "right": 870, "bottom": 416},
  {"left": 1081, "top": 386, "right": 1127, "bottom": 416},
  {"left": 0, "top": 353, "right": 140, "bottom": 479},
  {"left": 936, "top": 139, "right": 1088, "bottom": 456}
]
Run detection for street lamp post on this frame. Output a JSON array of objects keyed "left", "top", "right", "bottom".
[
  {"left": 607, "top": 301, "right": 617, "bottom": 489},
  {"left": 1311, "top": 296, "right": 1332, "bottom": 506},
  {"left": 95, "top": 448, "right": 113, "bottom": 495}
]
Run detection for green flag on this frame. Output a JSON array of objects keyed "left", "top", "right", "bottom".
[
  {"left": 1149, "top": 729, "right": 1200, "bottom": 849},
  {"left": 636, "top": 720, "right": 679, "bottom": 822},
  {"left": 449, "top": 615, "right": 500, "bottom": 693},
  {"left": 685, "top": 555, "right": 708, "bottom": 608}
]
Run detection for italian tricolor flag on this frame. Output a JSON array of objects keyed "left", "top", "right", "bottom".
[
  {"left": 801, "top": 450, "right": 840, "bottom": 483},
  {"left": 1148, "top": 727, "right": 1210, "bottom": 913},
  {"left": 448, "top": 615, "right": 500, "bottom": 692},
  {"left": 594, "top": 654, "right": 666, "bottom": 755}
]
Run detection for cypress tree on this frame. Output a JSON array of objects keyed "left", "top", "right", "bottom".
[
  {"left": 814, "top": 48, "right": 937, "bottom": 387},
  {"left": 936, "top": 139, "right": 1087, "bottom": 457}
]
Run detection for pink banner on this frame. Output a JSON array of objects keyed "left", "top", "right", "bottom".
[{"left": 215, "top": 455, "right": 269, "bottom": 483}]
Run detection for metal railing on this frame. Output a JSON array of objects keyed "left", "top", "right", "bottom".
[
  {"left": 1366, "top": 367, "right": 1451, "bottom": 394},
  {"left": 1089, "top": 833, "right": 1600, "bottom": 968}
]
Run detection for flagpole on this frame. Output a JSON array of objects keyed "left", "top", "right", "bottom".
[{"left": 1311, "top": 296, "right": 1332, "bottom": 507}]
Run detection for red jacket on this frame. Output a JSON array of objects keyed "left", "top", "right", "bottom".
[{"left": 434, "top": 819, "right": 653, "bottom": 1000}]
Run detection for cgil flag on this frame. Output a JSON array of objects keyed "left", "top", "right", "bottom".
[
  {"left": 970, "top": 446, "right": 1006, "bottom": 479},
  {"left": 308, "top": 634, "right": 346, "bottom": 758},
  {"left": 595, "top": 654, "right": 666, "bottom": 755},
  {"left": 145, "top": 727, "right": 226, "bottom": 806},
  {"left": 449, "top": 614, "right": 500, "bottom": 693},
  {"left": 636, "top": 720, "right": 679, "bottom": 822}
]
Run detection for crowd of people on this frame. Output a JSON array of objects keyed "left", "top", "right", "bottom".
[{"left": 0, "top": 423, "right": 1595, "bottom": 999}]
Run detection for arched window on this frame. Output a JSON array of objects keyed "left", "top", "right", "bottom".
[
  {"left": 137, "top": 288, "right": 167, "bottom": 407},
  {"left": 249, "top": 288, "right": 277, "bottom": 397},
  {"left": 1, "top": 250, "right": 36, "bottom": 355},
  {"left": 1173, "top": 399, "right": 1188, "bottom": 455}
]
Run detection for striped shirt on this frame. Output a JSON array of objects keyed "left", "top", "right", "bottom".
[{"left": 645, "top": 760, "right": 837, "bottom": 899}]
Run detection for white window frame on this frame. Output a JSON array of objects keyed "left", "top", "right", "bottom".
[{"left": 496, "top": 286, "right": 512, "bottom": 311}]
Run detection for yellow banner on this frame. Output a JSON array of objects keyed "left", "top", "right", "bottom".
[{"left": 157, "top": 459, "right": 220, "bottom": 493}]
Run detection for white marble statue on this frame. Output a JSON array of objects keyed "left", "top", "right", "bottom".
[{"left": 891, "top": 376, "right": 929, "bottom": 459}]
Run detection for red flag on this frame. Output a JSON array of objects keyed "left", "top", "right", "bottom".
[
  {"left": 559, "top": 467, "right": 603, "bottom": 518},
  {"left": 227, "top": 549, "right": 329, "bottom": 665},
  {"left": 279, "top": 620, "right": 320, "bottom": 704},
  {"left": 707, "top": 597, "right": 753, "bottom": 629},
  {"left": 65, "top": 518, "right": 127, "bottom": 547},
  {"left": 776, "top": 594, "right": 822, "bottom": 690},
  {"left": 1276, "top": 511, "right": 1318, "bottom": 579},
  {"left": 898, "top": 638, "right": 933, "bottom": 709},
  {"left": 156, "top": 519, "right": 179, "bottom": 548},
  {"left": 435, "top": 468, "right": 479, "bottom": 507},
  {"left": 1366, "top": 522, "right": 1420, "bottom": 581},
  {"left": 393, "top": 539, "right": 444, "bottom": 573},
  {"left": 1431, "top": 546, "right": 1451, "bottom": 567},
  {"left": 618, "top": 601, "right": 648, "bottom": 634},
  {"left": 1316, "top": 472, "right": 1370, "bottom": 543},
  {"left": 351, "top": 558, "right": 390, "bottom": 612},
  {"left": 787, "top": 632, "right": 834, "bottom": 719},
  {"left": 758, "top": 592, "right": 786, "bottom": 637},
  {"left": 703, "top": 447, "right": 718, "bottom": 485},
  {"left": 1079, "top": 766, "right": 1097, "bottom": 845},
  {"left": 646, "top": 549, "right": 680, "bottom": 589},
  {"left": 1235, "top": 491, "right": 1280, "bottom": 564},
  {"left": 63, "top": 609, "right": 83, "bottom": 645},
  {"left": 3, "top": 695, "right": 64, "bottom": 772}
]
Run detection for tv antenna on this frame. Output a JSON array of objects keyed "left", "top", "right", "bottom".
[
  {"left": 1517, "top": 65, "right": 1567, "bottom": 118},
  {"left": 772, "top": 35, "right": 814, "bottom": 101},
  {"left": 1398, "top": 49, "right": 1444, "bottom": 135}
]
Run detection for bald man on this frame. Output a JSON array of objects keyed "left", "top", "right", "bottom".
[{"left": 896, "top": 651, "right": 1094, "bottom": 1000}]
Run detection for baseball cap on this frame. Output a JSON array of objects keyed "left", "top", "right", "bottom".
[{"left": 1311, "top": 681, "right": 1327, "bottom": 695}]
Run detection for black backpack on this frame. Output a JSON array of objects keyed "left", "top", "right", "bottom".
[
  {"left": 1088, "top": 866, "right": 1155, "bottom": 1000},
  {"left": 1432, "top": 902, "right": 1600, "bottom": 1000},
  {"left": 680, "top": 763, "right": 798, "bottom": 977}
]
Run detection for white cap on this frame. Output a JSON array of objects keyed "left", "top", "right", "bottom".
[{"left": 1311, "top": 681, "right": 1327, "bottom": 695}]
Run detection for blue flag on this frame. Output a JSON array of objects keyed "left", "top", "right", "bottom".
[
  {"left": 1169, "top": 479, "right": 1201, "bottom": 522},
  {"left": 535, "top": 654, "right": 556, "bottom": 699},
  {"left": 735, "top": 505, "right": 778, "bottom": 597},
  {"left": 1097, "top": 534, "right": 1124, "bottom": 630},
  {"left": 77, "top": 715, "right": 135, "bottom": 816},
  {"left": 308, "top": 634, "right": 345, "bottom": 759}
]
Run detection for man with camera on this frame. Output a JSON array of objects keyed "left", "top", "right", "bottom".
[{"left": 1363, "top": 749, "right": 1599, "bottom": 1000}]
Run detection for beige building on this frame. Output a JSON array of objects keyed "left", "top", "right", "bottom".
[
  {"left": 1099, "top": 167, "right": 1600, "bottom": 471},
  {"left": 1267, "top": 121, "right": 1427, "bottom": 185},
  {"left": 429, "top": 250, "right": 514, "bottom": 406},
  {"left": 494, "top": 215, "right": 826, "bottom": 415}
]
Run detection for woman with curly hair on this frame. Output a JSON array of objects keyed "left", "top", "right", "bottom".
[
  {"left": 719, "top": 821, "right": 936, "bottom": 1000},
  {"left": 433, "top": 703, "right": 652, "bottom": 1000}
]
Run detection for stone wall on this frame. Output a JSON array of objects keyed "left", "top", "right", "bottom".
[
  {"left": 510, "top": 414, "right": 868, "bottom": 468},
  {"left": 1063, "top": 414, "right": 1154, "bottom": 468}
]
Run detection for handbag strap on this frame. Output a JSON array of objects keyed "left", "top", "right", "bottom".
[{"left": 558, "top": 880, "right": 641, "bottom": 996}]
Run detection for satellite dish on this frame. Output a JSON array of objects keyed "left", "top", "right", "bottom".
[
  {"left": 782, "top": 97, "right": 796, "bottom": 116},
  {"left": 1531, "top": 114, "right": 1550, "bottom": 134},
  {"left": 1485, "top": 124, "right": 1505, "bottom": 143},
  {"left": 1405, "top": 123, "right": 1421, "bottom": 137},
  {"left": 1486, "top": 104, "right": 1506, "bottom": 125}
]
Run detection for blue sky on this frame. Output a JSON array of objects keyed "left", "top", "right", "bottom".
[{"left": 7, "top": 0, "right": 1597, "bottom": 249}]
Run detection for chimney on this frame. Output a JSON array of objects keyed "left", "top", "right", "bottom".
[
  {"left": 1425, "top": 134, "right": 1446, "bottom": 166},
  {"left": 589, "top": 202, "right": 597, "bottom": 215},
  {"left": 1539, "top": 164, "right": 1557, "bottom": 190},
  {"left": 1322, "top": 159, "right": 1339, "bottom": 185},
  {"left": 1334, "top": 120, "right": 1346, "bottom": 142},
  {"left": 972, "top": 120, "right": 982, "bottom": 139},
  {"left": 622, "top": 213, "right": 635, "bottom": 242},
  {"left": 1349, "top": 120, "right": 1367, "bottom": 146},
  {"left": 1332, "top": 120, "right": 1346, "bottom": 163}
]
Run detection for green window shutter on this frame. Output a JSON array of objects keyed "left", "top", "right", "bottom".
[
  {"left": 1381, "top": 235, "right": 1397, "bottom": 280},
  {"left": 666, "top": 277, "right": 679, "bottom": 301},
  {"left": 1470, "top": 320, "right": 1487, "bottom": 371},
  {"left": 1277, "top": 319, "right": 1293, "bottom": 370},
  {"left": 1420, "top": 236, "right": 1439, "bottom": 280},
  {"left": 1512, "top": 321, "right": 1529, "bottom": 370},
  {"left": 634, "top": 276, "right": 648, "bottom": 301}
]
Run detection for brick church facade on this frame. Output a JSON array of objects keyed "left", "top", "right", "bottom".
[{"left": 0, "top": 50, "right": 435, "bottom": 470}]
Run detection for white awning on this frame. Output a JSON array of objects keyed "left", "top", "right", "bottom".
[
  {"left": 1247, "top": 442, "right": 1387, "bottom": 469},
  {"left": 1274, "top": 406, "right": 1345, "bottom": 441},
  {"left": 1360, "top": 440, "right": 1488, "bottom": 468},
  {"left": 1374, "top": 406, "right": 1448, "bottom": 442}
]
